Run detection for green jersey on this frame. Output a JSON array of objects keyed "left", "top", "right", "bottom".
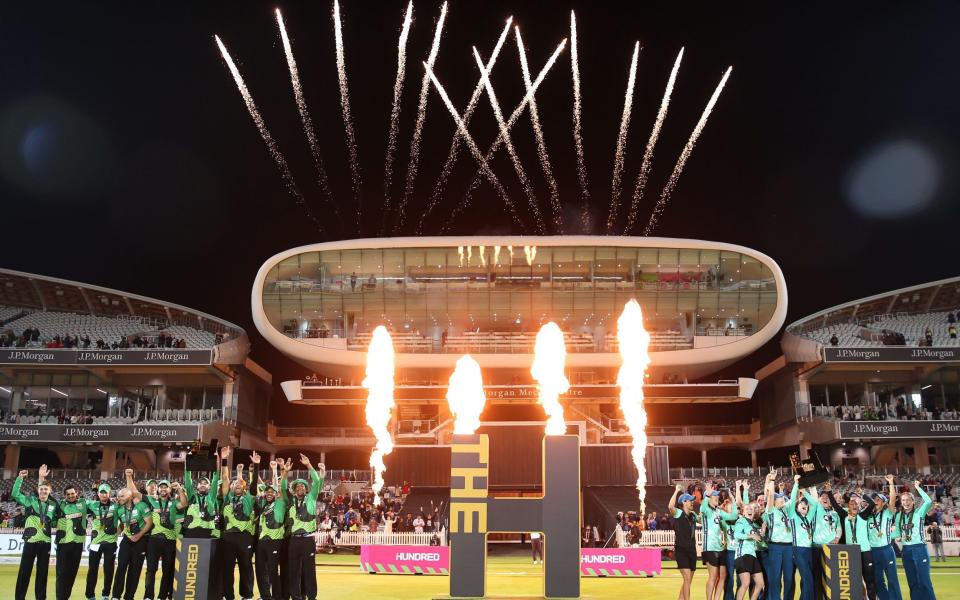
[
  {"left": 844, "top": 515, "right": 871, "bottom": 552},
  {"left": 86, "top": 500, "right": 120, "bottom": 545},
  {"left": 182, "top": 471, "right": 221, "bottom": 538},
  {"left": 223, "top": 490, "right": 257, "bottom": 534},
  {"left": 55, "top": 498, "right": 89, "bottom": 545},
  {"left": 256, "top": 495, "right": 288, "bottom": 540},
  {"left": 11, "top": 477, "right": 56, "bottom": 544},
  {"left": 700, "top": 499, "right": 737, "bottom": 552},
  {"left": 896, "top": 487, "right": 932, "bottom": 546},
  {"left": 804, "top": 492, "right": 841, "bottom": 546},
  {"left": 733, "top": 517, "right": 762, "bottom": 558},
  {"left": 146, "top": 496, "right": 181, "bottom": 541},
  {"left": 285, "top": 470, "right": 324, "bottom": 535},
  {"left": 117, "top": 500, "right": 152, "bottom": 537},
  {"left": 866, "top": 507, "right": 895, "bottom": 548}
]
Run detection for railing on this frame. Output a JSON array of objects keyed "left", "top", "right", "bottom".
[
  {"left": 320, "top": 530, "right": 446, "bottom": 546},
  {"left": 643, "top": 425, "right": 752, "bottom": 437},
  {"left": 273, "top": 427, "right": 373, "bottom": 439},
  {"left": 669, "top": 466, "right": 776, "bottom": 480}
]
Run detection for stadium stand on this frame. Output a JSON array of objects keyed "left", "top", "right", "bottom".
[{"left": 803, "top": 310, "right": 960, "bottom": 347}]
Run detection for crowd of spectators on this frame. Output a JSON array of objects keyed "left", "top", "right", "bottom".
[
  {"left": 0, "top": 327, "right": 189, "bottom": 349},
  {"left": 834, "top": 400, "right": 960, "bottom": 421}
]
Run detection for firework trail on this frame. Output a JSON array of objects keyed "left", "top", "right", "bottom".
[
  {"left": 516, "top": 27, "right": 562, "bottom": 233},
  {"left": 214, "top": 35, "right": 325, "bottom": 234},
  {"left": 643, "top": 66, "right": 732, "bottom": 236},
  {"left": 415, "top": 18, "right": 513, "bottom": 234},
  {"left": 623, "top": 47, "right": 684, "bottom": 235},
  {"left": 605, "top": 41, "right": 640, "bottom": 233},
  {"left": 394, "top": 2, "right": 448, "bottom": 233},
  {"left": 424, "top": 61, "right": 525, "bottom": 229},
  {"left": 444, "top": 39, "right": 568, "bottom": 232},
  {"left": 473, "top": 46, "right": 545, "bottom": 234},
  {"left": 275, "top": 9, "right": 343, "bottom": 232},
  {"left": 333, "top": 0, "right": 363, "bottom": 232},
  {"left": 380, "top": 1, "right": 414, "bottom": 234},
  {"left": 570, "top": 11, "right": 591, "bottom": 232}
]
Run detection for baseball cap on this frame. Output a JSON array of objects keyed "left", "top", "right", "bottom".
[
  {"left": 775, "top": 492, "right": 787, "bottom": 499},
  {"left": 146, "top": 479, "right": 156, "bottom": 486},
  {"left": 97, "top": 483, "right": 111, "bottom": 493},
  {"left": 157, "top": 479, "right": 171, "bottom": 487},
  {"left": 706, "top": 490, "right": 720, "bottom": 497},
  {"left": 678, "top": 493, "right": 696, "bottom": 503}
]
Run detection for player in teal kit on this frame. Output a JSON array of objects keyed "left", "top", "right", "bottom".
[
  {"left": 701, "top": 482, "right": 739, "bottom": 600},
  {"left": 803, "top": 485, "right": 841, "bottom": 600},
  {"left": 894, "top": 480, "right": 936, "bottom": 600}
]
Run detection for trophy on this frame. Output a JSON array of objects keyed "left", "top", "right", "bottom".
[{"left": 790, "top": 450, "right": 831, "bottom": 487}]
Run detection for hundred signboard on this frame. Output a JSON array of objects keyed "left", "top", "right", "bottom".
[
  {"left": 838, "top": 420, "right": 960, "bottom": 439},
  {"left": 0, "top": 349, "right": 213, "bottom": 366},
  {"left": 0, "top": 424, "right": 201, "bottom": 443},
  {"left": 823, "top": 347, "right": 960, "bottom": 363}
]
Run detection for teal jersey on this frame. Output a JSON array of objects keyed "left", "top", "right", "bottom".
[
  {"left": 733, "top": 517, "right": 762, "bottom": 558},
  {"left": 866, "top": 507, "right": 895, "bottom": 548},
  {"left": 804, "top": 492, "right": 842, "bottom": 546},
  {"left": 700, "top": 499, "right": 737, "bottom": 552},
  {"left": 896, "top": 487, "right": 933, "bottom": 546},
  {"left": 844, "top": 515, "right": 871, "bottom": 552},
  {"left": 765, "top": 502, "right": 794, "bottom": 544}
]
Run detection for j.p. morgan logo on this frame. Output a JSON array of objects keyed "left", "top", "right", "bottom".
[
  {"left": 839, "top": 420, "right": 960, "bottom": 439},
  {"left": 581, "top": 554, "right": 627, "bottom": 564},
  {"left": 0, "top": 348, "right": 212, "bottom": 366},
  {"left": 395, "top": 552, "right": 441, "bottom": 562},
  {"left": 0, "top": 424, "right": 200, "bottom": 442},
  {"left": 824, "top": 347, "right": 960, "bottom": 363},
  {"left": 0, "top": 426, "right": 39, "bottom": 439}
]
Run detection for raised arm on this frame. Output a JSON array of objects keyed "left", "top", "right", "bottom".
[
  {"left": 786, "top": 476, "right": 800, "bottom": 515},
  {"left": 219, "top": 446, "right": 231, "bottom": 497},
  {"left": 184, "top": 469, "right": 195, "bottom": 499},
  {"left": 764, "top": 473, "right": 776, "bottom": 512},
  {"left": 249, "top": 451, "right": 261, "bottom": 497},
  {"left": 12, "top": 470, "right": 29, "bottom": 505},
  {"left": 884, "top": 475, "right": 897, "bottom": 515},
  {"left": 270, "top": 459, "right": 279, "bottom": 488},
  {"left": 38, "top": 464, "right": 49, "bottom": 488},
  {"left": 741, "top": 481, "right": 751, "bottom": 506},
  {"left": 125, "top": 468, "right": 142, "bottom": 502},
  {"left": 279, "top": 458, "right": 292, "bottom": 503},
  {"left": 668, "top": 483, "right": 682, "bottom": 516},
  {"left": 915, "top": 480, "right": 933, "bottom": 513},
  {"left": 172, "top": 481, "right": 188, "bottom": 510}
]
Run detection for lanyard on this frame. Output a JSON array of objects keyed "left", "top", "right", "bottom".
[
  {"left": 848, "top": 517, "right": 858, "bottom": 543},
  {"left": 900, "top": 509, "right": 916, "bottom": 542}
]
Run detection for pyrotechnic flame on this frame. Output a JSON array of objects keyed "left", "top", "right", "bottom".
[
  {"left": 381, "top": 1, "right": 414, "bottom": 233},
  {"left": 570, "top": 11, "right": 591, "bottom": 232},
  {"left": 493, "top": 246, "right": 501, "bottom": 265},
  {"left": 473, "top": 45, "right": 545, "bottom": 234},
  {"left": 524, "top": 245, "right": 537, "bottom": 266},
  {"left": 644, "top": 66, "right": 732, "bottom": 236},
  {"left": 363, "top": 326, "right": 396, "bottom": 505},
  {"left": 214, "top": 35, "right": 325, "bottom": 234},
  {"left": 466, "top": 245, "right": 473, "bottom": 265},
  {"left": 516, "top": 27, "right": 562, "bottom": 233},
  {"left": 531, "top": 322, "right": 570, "bottom": 435},
  {"left": 458, "top": 246, "right": 464, "bottom": 267},
  {"left": 606, "top": 41, "right": 641, "bottom": 233},
  {"left": 332, "top": 0, "right": 363, "bottom": 231},
  {"left": 447, "top": 355, "right": 487, "bottom": 434},
  {"left": 508, "top": 246, "right": 514, "bottom": 262},
  {"left": 479, "top": 245, "right": 487, "bottom": 267},
  {"left": 616, "top": 300, "right": 652, "bottom": 515},
  {"left": 416, "top": 18, "right": 513, "bottom": 234},
  {"left": 624, "top": 47, "right": 684, "bottom": 235},
  {"left": 395, "top": 1, "right": 448, "bottom": 233}
]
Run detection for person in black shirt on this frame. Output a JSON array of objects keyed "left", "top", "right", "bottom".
[{"left": 669, "top": 484, "right": 698, "bottom": 600}]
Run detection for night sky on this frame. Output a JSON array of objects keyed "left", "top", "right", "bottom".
[{"left": 2, "top": 2, "right": 959, "bottom": 426}]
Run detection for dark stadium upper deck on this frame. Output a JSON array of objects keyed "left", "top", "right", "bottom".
[{"left": 253, "top": 236, "right": 787, "bottom": 379}]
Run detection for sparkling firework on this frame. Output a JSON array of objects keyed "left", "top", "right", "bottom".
[
  {"left": 214, "top": 35, "right": 325, "bottom": 234},
  {"left": 616, "top": 300, "right": 652, "bottom": 515},
  {"left": 531, "top": 322, "right": 570, "bottom": 435},
  {"left": 605, "top": 41, "right": 640, "bottom": 233},
  {"left": 424, "top": 61, "right": 525, "bottom": 228},
  {"left": 415, "top": 18, "right": 513, "bottom": 234},
  {"left": 570, "top": 11, "right": 591, "bottom": 232},
  {"left": 447, "top": 355, "right": 487, "bottom": 434},
  {"left": 381, "top": 1, "right": 414, "bottom": 233},
  {"left": 445, "top": 39, "right": 568, "bottom": 232},
  {"left": 395, "top": 2, "right": 449, "bottom": 233},
  {"left": 473, "top": 46, "right": 545, "bottom": 234},
  {"left": 644, "top": 66, "right": 732, "bottom": 235},
  {"left": 362, "top": 326, "right": 396, "bottom": 505},
  {"left": 333, "top": 0, "right": 363, "bottom": 230},
  {"left": 624, "top": 47, "right": 684, "bottom": 235},
  {"left": 516, "top": 27, "right": 562, "bottom": 233},
  {"left": 523, "top": 245, "right": 537, "bottom": 266}
]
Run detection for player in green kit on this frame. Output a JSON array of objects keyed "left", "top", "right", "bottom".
[
  {"left": 111, "top": 469, "right": 153, "bottom": 600},
  {"left": 178, "top": 452, "right": 221, "bottom": 539},
  {"left": 255, "top": 455, "right": 292, "bottom": 600},
  {"left": 803, "top": 484, "right": 841, "bottom": 600},
  {"left": 220, "top": 446, "right": 259, "bottom": 600},
  {"left": 13, "top": 465, "right": 56, "bottom": 600},
  {"left": 54, "top": 481, "right": 88, "bottom": 600},
  {"left": 286, "top": 453, "right": 325, "bottom": 600},
  {"left": 143, "top": 479, "right": 181, "bottom": 600},
  {"left": 85, "top": 482, "right": 120, "bottom": 600},
  {"left": 701, "top": 482, "right": 739, "bottom": 600},
  {"left": 894, "top": 480, "right": 936, "bottom": 600}
]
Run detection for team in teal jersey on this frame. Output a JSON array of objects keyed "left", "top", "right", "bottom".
[
  {"left": 700, "top": 482, "right": 739, "bottom": 600},
  {"left": 894, "top": 480, "right": 937, "bottom": 600}
]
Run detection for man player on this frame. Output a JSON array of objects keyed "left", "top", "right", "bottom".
[
  {"left": 13, "top": 465, "right": 56, "bottom": 600},
  {"left": 286, "top": 454, "right": 325, "bottom": 600},
  {"left": 54, "top": 482, "right": 88, "bottom": 600},
  {"left": 85, "top": 482, "right": 120, "bottom": 600}
]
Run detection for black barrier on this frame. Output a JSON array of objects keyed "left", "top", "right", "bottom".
[
  {"left": 821, "top": 544, "right": 864, "bottom": 600},
  {"left": 0, "top": 348, "right": 213, "bottom": 365},
  {"left": 0, "top": 424, "right": 200, "bottom": 443},
  {"left": 173, "top": 537, "right": 222, "bottom": 600}
]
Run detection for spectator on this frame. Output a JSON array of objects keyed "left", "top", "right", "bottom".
[
  {"left": 950, "top": 324, "right": 958, "bottom": 340},
  {"left": 413, "top": 514, "right": 425, "bottom": 534},
  {"left": 830, "top": 333, "right": 839, "bottom": 346},
  {"left": 927, "top": 522, "right": 945, "bottom": 562}
]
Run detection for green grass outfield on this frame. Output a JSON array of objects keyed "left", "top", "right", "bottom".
[{"left": 6, "top": 553, "right": 960, "bottom": 599}]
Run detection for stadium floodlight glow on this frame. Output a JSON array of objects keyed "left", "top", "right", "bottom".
[
  {"left": 0, "top": 387, "right": 10, "bottom": 394},
  {"left": 96, "top": 388, "right": 108, "bottom": 394},
  {"left": 51, "top": 388, "right": 69, "bottom": 397},
  {"left": 921, "top": 384, "right": 932, "bottom": 390}
]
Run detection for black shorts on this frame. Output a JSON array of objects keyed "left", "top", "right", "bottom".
[
  {"left": 676, "top": 548, "right": 698, "bottom": 571},
  {"left": 702, "top": 550, "right": 722, "bottom": 567},
  {"left": 736, "top": 555, "right": 762, "bottom": 575}
]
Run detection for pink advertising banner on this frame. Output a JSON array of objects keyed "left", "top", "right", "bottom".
[
  {"left": 360, "top": 545, "right": 450, "bottom": 575},
  {"left": 580, "top": 547, "right": 662, "bottom": 577}
]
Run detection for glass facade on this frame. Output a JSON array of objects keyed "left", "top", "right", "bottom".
[{"left": 262, "top": 245, "right": 778, "bottom": 353}]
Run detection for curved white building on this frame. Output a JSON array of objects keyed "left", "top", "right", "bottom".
[{"left": 253, "top": 236, "right": 787, "bottom": 382}]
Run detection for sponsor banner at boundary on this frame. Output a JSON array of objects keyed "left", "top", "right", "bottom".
[
  {"left": 0, "top": 424, "right": 200, "bottom": 443},
  {"left": 823, "top": 347, "right": 960, "bottom": 363},
  {"left": 580, "top": 547, "right": 662, "bottom": 577},
  {"left": 839, "top": 420, "right": 960, "bottom": 439},
  {"left": 360, "top": 544, "right": 449, "bottom": 575},
  {"left": 0, "top": 533, "right": 93, "bottom": 555},
  {"left": 0, "top": 348, "right": 212, "bottom": 366}
]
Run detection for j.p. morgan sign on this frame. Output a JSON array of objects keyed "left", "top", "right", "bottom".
[
  {"left": 839, "top": 420, "right": 960, "bottom": 439},
  {"left": 0, "top": 424, "right": 201, "bottom": 443},
  {"left": 824, "top": 347, "right": 960, "bottom": 363},
  {"left": 0, "top": 349, "right": 212, "bottom": 366}
]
